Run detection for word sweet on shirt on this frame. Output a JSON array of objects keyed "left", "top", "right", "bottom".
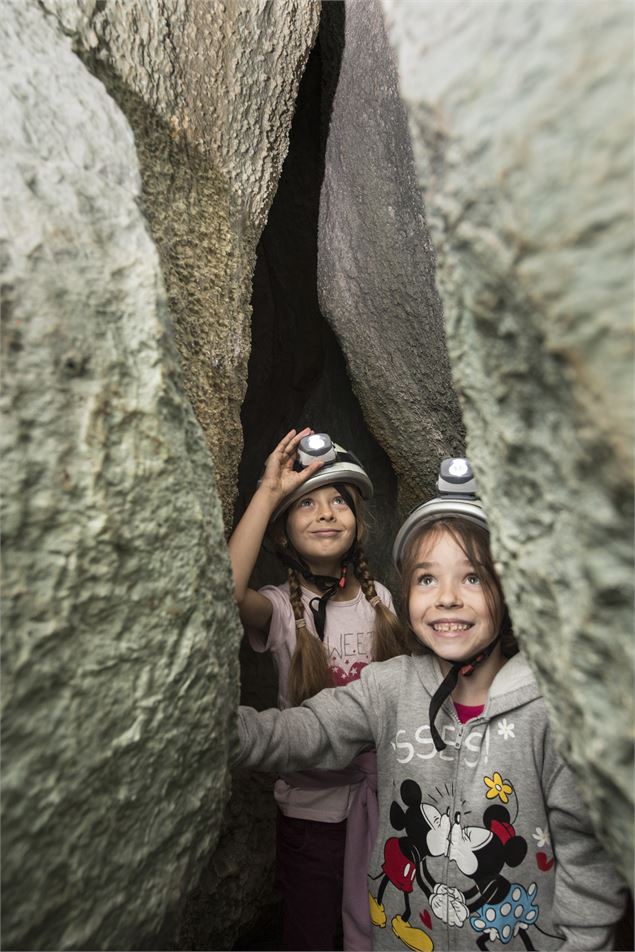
[
  {"left": 327, "top": 629, "right": 373, "bottom": 664},
  {"left": 391, "top": 722, "right": 492, "bottom": 767},
  {"left": 327, "top": 629, "right": 373, "bottom": 686}
]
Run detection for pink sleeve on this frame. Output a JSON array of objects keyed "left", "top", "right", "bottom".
[{"left": 246, "top": 584, "right": 294, "bottom": 654}]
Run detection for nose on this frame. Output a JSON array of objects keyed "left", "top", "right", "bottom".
[
  {"left": 316, "top": 500, "right": 335, "bottom": 521},
  {"left": 436, "top": 578, "right": 462, "bottom": 608}
]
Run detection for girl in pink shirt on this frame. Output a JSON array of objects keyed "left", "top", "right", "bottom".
[{"left": 229, "top": 427, "right": 405, "bottom": 951}]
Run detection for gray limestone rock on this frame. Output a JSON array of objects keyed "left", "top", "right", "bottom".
[
  {"left": 0, "top": 2, "right": 241, "bottom": 949},
  {"left": 46, "top": 0, "right": 321, "bottom": 527},
  {"left": 380, "top": 0, "right": 634, "bottom": 886},
  {"left": 317, "top": 0, "right": 465, "bottom": 512},
  {"left": 2, "top": 1, "right": 324, "bottom": 947}
]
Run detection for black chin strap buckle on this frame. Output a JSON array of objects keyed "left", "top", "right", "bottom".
[{"left": 289, "top": 540, "right": 357, "bottom": 642}]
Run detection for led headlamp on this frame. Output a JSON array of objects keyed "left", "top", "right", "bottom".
[
  {"left": 297, "top": 433, "right": 337, "bottom": 467},
  {"left": 268, "top": 431, "right": 373, "bottom": 524},
  {"left": 438, "top": 457, "right": 477, "bottom": 496},
  {"left": 392, "top": 457, "right": 488, "bottom": 569}
]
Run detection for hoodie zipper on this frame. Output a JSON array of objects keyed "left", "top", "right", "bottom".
[
  {"left": 444, "top": 708, "right": 490, "bottom": 949},
  {"left": 446, "top": 715, "right": 464, "bottom": 951}
]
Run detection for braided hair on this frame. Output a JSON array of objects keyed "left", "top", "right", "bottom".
[
  {"left": 353, "top": 545, "right": 407, "bottom": 663},
  {"left": 281, "top": 489, "right": 407, "bottom": 705},
  {"left": 287, "top": 567, "right": 333, "bottom": 706}
]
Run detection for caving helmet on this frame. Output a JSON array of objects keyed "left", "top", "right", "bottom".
[
  {"left": 392, "top": 457, "right": 487, "bottom": 570},
  {"left": 269, "top": 432, "right": 373, "bottom": 525}
]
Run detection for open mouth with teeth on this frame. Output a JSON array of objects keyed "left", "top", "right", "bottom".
[{"left": 431, "top": 622, "right": 473, "bottom": 632}]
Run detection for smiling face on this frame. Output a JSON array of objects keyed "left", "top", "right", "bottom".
[
  {"left": 408, "top": 526, "right": 500, "bottom": 667},
  {"left": 285, "top": 484, "right": 357, "bottom": 573}
]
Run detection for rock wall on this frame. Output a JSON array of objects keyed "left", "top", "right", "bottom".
[
  {"left": 54, "top": 0, "right": 321, "bottom": 528},
  {"left": 0, "top": 1, "right": 319, "bottom": 950},
  {"left": 0, "top": 3, "right": 237, "bottom": 949},
  {"left": 380, "top": 0, "right": 634, "bottom": 886},
  {"left": 317, "top": 1, "right": 465, "bottom": 511}
]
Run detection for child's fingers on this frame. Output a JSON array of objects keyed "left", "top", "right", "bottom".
[
  {"left": 279, "top": 426, "right": 312, "bottom": 461},
  {"left": 296, "top": 458, "right": 324, "bottom": 482},
  {"left": 272, "top": 429, "right": 297, "bottom": 457},
  {"left": 265, "top": 429, "right": 298, "bottom": 469},
  {"left": 286, "top": 426, "right": 311, "bottom": 450},
  {"left": 265, "top": 427, "right": 314, "bottom": 476}
]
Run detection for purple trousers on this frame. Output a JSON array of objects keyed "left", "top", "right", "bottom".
[
  {"left": 277, "top": 811, "right": 347, "bottom": 951},
  {"left": 277, "top": 753, "right": 378, "bottom": 951}
]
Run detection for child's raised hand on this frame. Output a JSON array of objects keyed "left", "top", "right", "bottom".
[{"left": 259, "top": 428, "right": 324, "bottom": 501}]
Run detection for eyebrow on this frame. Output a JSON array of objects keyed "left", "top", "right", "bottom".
[{"left": 413, "top": 560, "right": 474, "bottom": 569}]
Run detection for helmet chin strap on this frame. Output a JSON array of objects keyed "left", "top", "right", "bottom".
[
  {"left": 428, "top": 635, "right": 501, "bottom": 752},
  {"left": 279, "top": 543, "right": 357, "bottom": 642}
]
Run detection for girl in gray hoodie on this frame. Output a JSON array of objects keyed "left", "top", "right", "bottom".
[{"left": 234, "top": 458, "right": 627, "bottom": 951}]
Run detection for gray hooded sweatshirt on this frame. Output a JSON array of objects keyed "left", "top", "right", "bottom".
[{"left": 234, "top": 653, "right": 626, "bottom": 951}]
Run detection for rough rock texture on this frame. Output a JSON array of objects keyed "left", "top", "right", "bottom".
[
  {"left": 48, "top": 0, "right": 321, "bottom": 527},
  {"left": 317, "top": 1, "right": 465, "bottom": 512},
  {"left": 381, "top": 0, "right": 634, "bottom": 885},
  {"left": 0, "top": 2, "right": 239, "bottom": 950},
  {"left": 2, "top": 2, "right": 322, "bottom": 949}
]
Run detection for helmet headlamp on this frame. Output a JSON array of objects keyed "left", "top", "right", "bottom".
[
  {"left": 297, "top": 433, "right": 337, "bottom": 467},
  {"left": 392, "top": 457, "right": 488, "bottom": 569},
  {"left": 438, "top": 457, "right": 477, "bottom": 495},
  {"left": 267, "top": 431, "right": 373, "bottom": 524}
]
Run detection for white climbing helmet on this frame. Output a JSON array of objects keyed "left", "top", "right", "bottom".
[
  {"left": 392, "top": 457, "right": 488, "bottom": 569},
  {"left": 270, "top": 432, "right": 373, "bottom": 524}
]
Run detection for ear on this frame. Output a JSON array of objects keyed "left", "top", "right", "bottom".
[
  {"left": 505, "top": 837, "right": 528, "bottom": 868},
  {"left": 275, "top": 528, "right": 293, "bottom": 552},
  {"left": 400, "top": 779, "right": 423, "bottom": 807},
  {"left": 390, "top": 802, "right": 407, "bottom": 831},
  {"left": 483, "top": 804, "right": 510, "bottom": 827}
]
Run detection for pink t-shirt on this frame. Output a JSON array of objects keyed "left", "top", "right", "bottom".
[
  {"left": 454, "top": 701, "right": 485, "bottom": 724},
  {"left": 248, "top": 580, "right": 395, "bottom": 821}
]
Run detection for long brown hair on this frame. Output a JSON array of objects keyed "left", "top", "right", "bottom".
[
  {"left": 273, "top": 487, "right": 407, "bottom": 705},
  {"left": 399, "top": 517, "right": 518, "bottom": 658}
]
